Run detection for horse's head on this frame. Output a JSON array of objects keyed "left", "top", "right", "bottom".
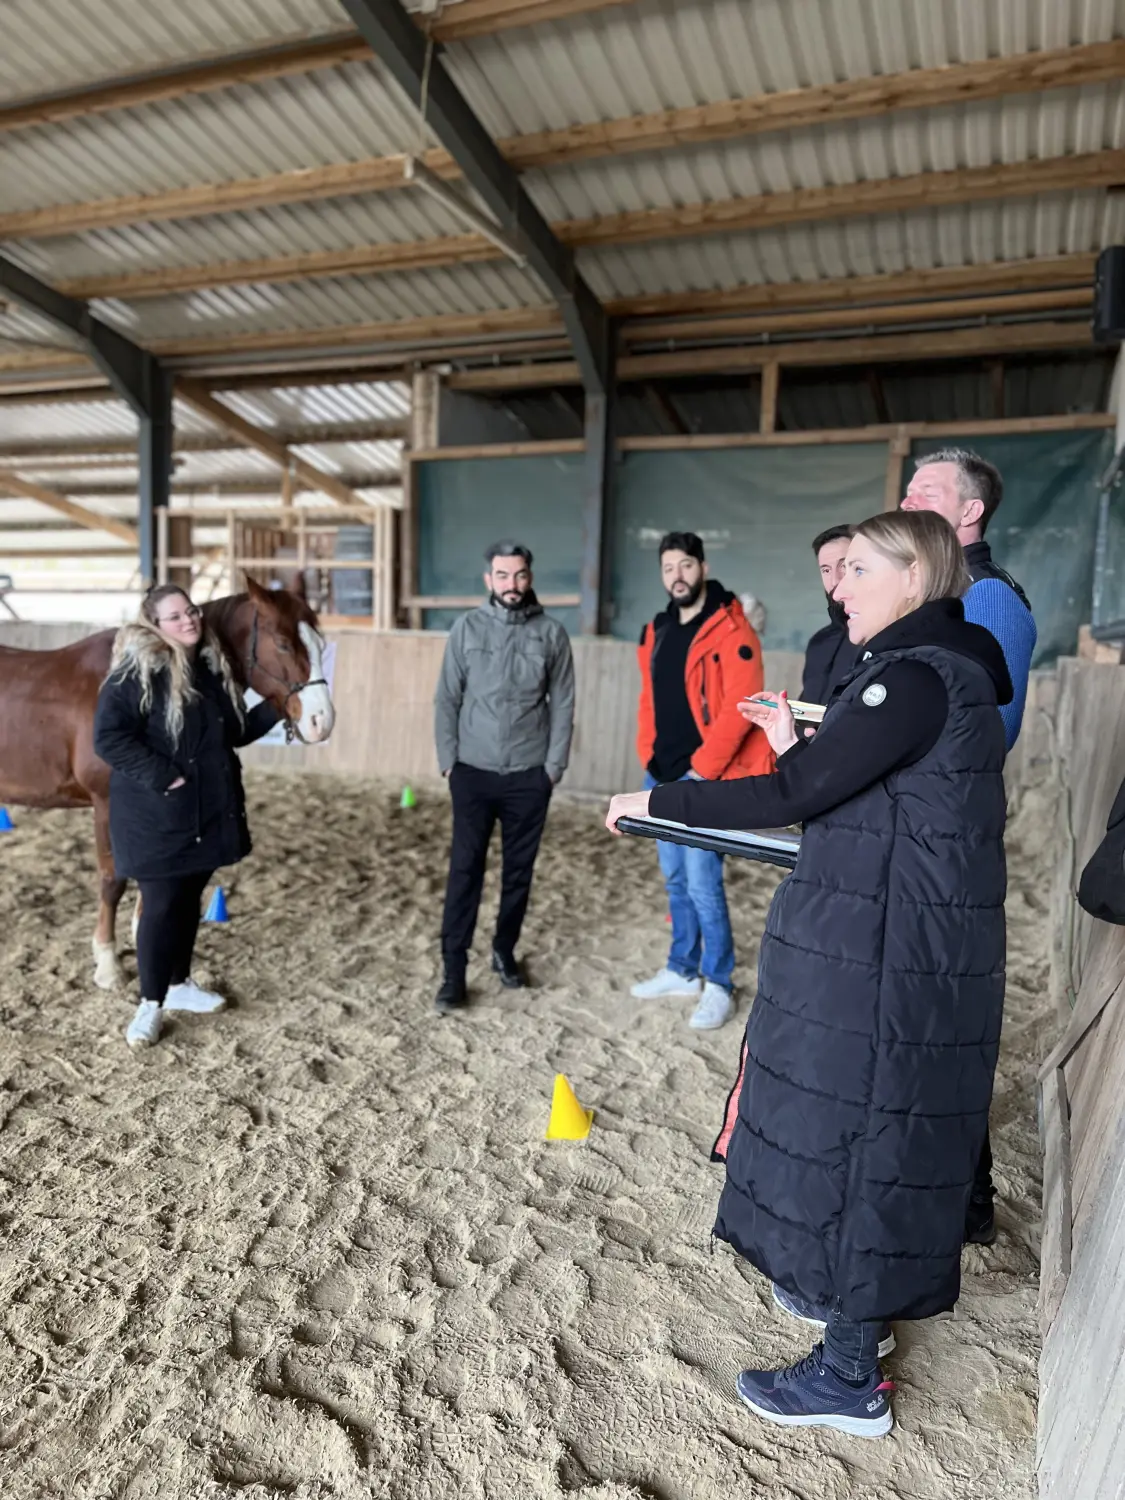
[{"left": 242, "top": 575, "right": 336, "bottom": 744}]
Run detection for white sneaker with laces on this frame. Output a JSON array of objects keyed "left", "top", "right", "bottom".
[
  {"left": 126, "top": 999, "right": 163, "bottom": 1048},
  {"left": 689, "top": 982, "right": 735, "bottom": 1030},
  {"left": 631, "top": 968, "right": 702, "bottom": 1001},
  {"left": 164, "top": 978, "right": 226, "bottom": 1014}
]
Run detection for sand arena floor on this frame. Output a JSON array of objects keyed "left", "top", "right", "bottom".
[{"left": 0, "top": 772, "right": 1050, "bottom": 1500}]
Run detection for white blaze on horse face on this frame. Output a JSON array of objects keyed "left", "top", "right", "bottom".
[{"left": 295, "top": 622, "right": 335, "bottom": 742}]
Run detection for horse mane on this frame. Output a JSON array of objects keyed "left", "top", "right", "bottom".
[{"left": 203, "top": 592, "right": 247, "bottom": 641}]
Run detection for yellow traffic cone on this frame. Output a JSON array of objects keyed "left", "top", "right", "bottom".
[{"left": 545, "top": 1073, "right": 593, "bottom": 1141}]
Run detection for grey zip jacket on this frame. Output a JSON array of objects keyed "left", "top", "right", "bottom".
[{"left": 434, "top": 593, "right": 575, "bottom": 780}]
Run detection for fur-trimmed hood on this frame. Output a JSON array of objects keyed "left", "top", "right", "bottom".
[{"left": 108, "top": 620, "right": 243, "bottom": 742}]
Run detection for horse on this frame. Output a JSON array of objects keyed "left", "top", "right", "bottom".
[{"left": 0, "top": 576, "right": 335, "bottom": 987}]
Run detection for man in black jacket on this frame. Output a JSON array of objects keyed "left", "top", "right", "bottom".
[{"left": 800, "top": 525, "right": 857, "bottom": 705}]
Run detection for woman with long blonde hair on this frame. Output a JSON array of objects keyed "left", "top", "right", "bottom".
[{"left": 94, "top": 585, "right": 280, "bottom": 1049}]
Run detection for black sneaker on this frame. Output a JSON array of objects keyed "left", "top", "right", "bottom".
[
  {"left": 491, "top": 947, "right": 525, "bottom": 989},
  {"left": 434, "top": 971, "right": 468, "bottom": 1015},
  {"left": 964, "top": 1195, "right": 997, "bottom": 1246},
  {"left": 736, "top": 1344, "right": 894, "bottom": 1438}
]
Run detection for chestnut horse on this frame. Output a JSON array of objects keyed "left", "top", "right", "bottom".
[{"left": 0, "top": 577, "right": 335, "bottom": 987}]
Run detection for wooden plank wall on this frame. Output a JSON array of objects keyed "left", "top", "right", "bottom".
[
  {"left": 1039, "top": 659, "right": 1125, "bottom": 1500},
  {"left": 241, "top": 630, "right": 806, "bottom": 795},
  {"left": 0, "top": 620, "right": 1053, "bottom": 798},
  {"left": 0, "top": 621, "right": 102, "bottom": 650}
]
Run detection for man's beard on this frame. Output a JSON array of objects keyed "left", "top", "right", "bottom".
[
  {"left": 492, "top": 590, "right": 526, "bottom": 612},
  {"left": 827, "top": 595, "right": 848, "bottom": 630},
  {"left": 667, "top": 578, "right": 705, "bottom": 610}
]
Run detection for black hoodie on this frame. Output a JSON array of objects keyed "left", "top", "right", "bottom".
[
  {"left": 650, "top": 597, "right": 1011, "bottom": 831},
  {"left": 646, "top": 580, "right": 726, "bottom": 781},
  {"left": 800, "top": 598, "right": 858, "bottom": 706}
]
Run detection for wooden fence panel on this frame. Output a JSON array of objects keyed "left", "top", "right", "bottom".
[{"left": 1039, "top": 659, "right": 1125, "bottom": 1500}]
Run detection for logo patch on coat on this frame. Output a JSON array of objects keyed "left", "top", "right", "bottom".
[{"left": 862, "top": 683, "right": 887, "bottom": 707}]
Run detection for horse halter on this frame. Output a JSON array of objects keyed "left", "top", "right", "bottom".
[{"left": 245, "top": 605, "right": 328, "bottom": 744}]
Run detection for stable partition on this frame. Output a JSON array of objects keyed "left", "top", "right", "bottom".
[
  {"left": 1039, "top": 658, "right": 1125, "bottom": 1498},
  {"left": 239, "top": 629, "right": 804, "bottom": 796}
]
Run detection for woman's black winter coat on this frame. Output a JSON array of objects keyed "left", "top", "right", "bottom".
[{"left": 93, "top": 638, "right": 280, "bottom": 881}]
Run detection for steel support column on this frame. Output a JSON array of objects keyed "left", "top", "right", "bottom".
[
  {"left": 0, "top": 253, "right": 172, "bottom": 583},
  {"left": 137, "top": 361, "right": 173, "bottom": 584},
  {"left": 579, "top": 327, "right": 617, "bottom": 636},
  {"left": 338, "top": 0, "right": 609, "bottom": 395}
]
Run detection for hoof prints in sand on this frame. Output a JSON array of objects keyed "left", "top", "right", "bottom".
[{"left": 0, "top": 774, "right": 1046, "bottom": 1499}]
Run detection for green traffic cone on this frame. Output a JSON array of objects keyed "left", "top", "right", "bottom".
[{"left": 400, "top": 785, "right": 417, "bottom": 809}]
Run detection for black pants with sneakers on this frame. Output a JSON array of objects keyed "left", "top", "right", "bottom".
[
  {"left": 137, "top": 870, "right": 214, "bottom": 1004},
  {"left": 441, "top": 763, "right": 552, "bottom": 974}
]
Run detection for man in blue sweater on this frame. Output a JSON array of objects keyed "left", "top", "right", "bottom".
[
  {"left": 902, "top": 447, "right": 1037, "bottom": 1247},
  {"left": 903, "top": 448, "right": 1036, "bottom": 751}
]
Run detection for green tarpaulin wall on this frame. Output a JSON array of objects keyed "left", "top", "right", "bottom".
[
  {"left": 911, "top": 429, "right": 1113, "bottom": 667},
  {"left": 417, "top": 429, "right": 1113, "bottom": 666}
]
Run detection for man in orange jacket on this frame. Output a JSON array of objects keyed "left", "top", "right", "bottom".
[{"left": 632, "top": 531, "right": 772, "bottom": 1030}]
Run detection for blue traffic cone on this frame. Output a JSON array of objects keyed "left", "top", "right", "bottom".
[
  {"left": 0, "top": 807, "right": 13, "bottom": 831},
  {"left": 204, "top": 886, "right": 229, "bottom": 923}
]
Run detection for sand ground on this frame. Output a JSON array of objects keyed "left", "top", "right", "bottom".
[{"left": 0, "top": 773, "right": 1051, "bottom": 1500}]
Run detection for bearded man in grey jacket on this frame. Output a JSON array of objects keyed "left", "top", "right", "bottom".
[{"left": 433, "top": 542, "right": 575, "bottom": 1014}]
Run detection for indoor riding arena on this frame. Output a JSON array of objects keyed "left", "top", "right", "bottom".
[{"left": 2, "top": 3, "right": 1125, "bottom": 1498}]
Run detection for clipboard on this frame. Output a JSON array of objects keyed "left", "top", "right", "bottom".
[{"left": 617, "top": 815, "right": 801, "bottom": 870}]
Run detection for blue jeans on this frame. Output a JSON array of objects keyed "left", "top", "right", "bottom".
[{"left": 644, "top": 773, "right": 735, "bottom": 991}]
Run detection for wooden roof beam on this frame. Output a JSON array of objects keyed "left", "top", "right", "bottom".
[
  {"left": 0, "top": 259, "right": 1098, "bottom": 385},
  {"left": 56, "top": 152, "right": 1125, "bottom": 303},
  {"left": 59, "top": 474, "right": 401, "bottom": 498},
  {"left": 6, "top": 40, "right": 1125, "bottom": 241},
  {"left": 174, "top": 379, "right": 372, "bottom": 506},
  {"left": 0, "top": 1, "right": 639, "bottom": 134},
  {"left": 0, "top": 467, "right": 139, "bottom": 542},
  {"left": 612, "top": 254, "right": 1098, "bottom": 322},
  {"left": 620, "top": 287, "right": 1093, "bottom": 346},
  {"left": 445, "top": 320, "right": 1096, "bottom": 390},
  {"left": 0, "top": 419, "right": 408, "bottom": 461}
]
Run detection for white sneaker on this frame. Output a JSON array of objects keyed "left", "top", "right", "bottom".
[
  {"left": 164, "top": 978, "right": 226, "bottom": 1014},
  {"left": 689, "top": 982, "right": 735, "bottom": 1030},
  {"left": 631, "top": 968, "right": 702, "bottom": 1001},
  {"left": 126, "top": 999, "right": 163, "bottom": 1049}
]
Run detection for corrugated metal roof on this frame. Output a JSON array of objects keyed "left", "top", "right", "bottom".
[
  {"left": 0, "top": 0, "right": 480, "bottom": 105},
  {"left": 0, "top": 0, "right": 1122, "bottom": 457},
  {"left": 0, "top": 398, "right": 139, "bottom": 443},
  {"left": 221, "top": 380, "right": 410, "bottom": 423},
  {"left": 0, "top": 0, "right": 1121, "bottom": 347},
  {"left": 447, "top": 0, "right": 1120, "bottom": 137},
  {"left": 582, "top": 194, "right": 1125, "bottom": 299},
  {"left": 0, "top": 62, "right": 433, "bottom": 214},
  {"left": 0, "top": 1, "right": 347, "bottom": 102}
]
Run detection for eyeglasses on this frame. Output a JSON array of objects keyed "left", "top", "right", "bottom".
[{"left": 156, "top": 605, "right": 202, "bottom": 624}]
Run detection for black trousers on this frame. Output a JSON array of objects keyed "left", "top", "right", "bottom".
[
  {"left": 440, "top": 763, "right": 552, "bottom": 972},
  {"left": 972, "top": 1125, "right": 994, "bottom": 1203},
  {"left": 137, "top": 870, "right": 214, "bottom": 1004}
]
